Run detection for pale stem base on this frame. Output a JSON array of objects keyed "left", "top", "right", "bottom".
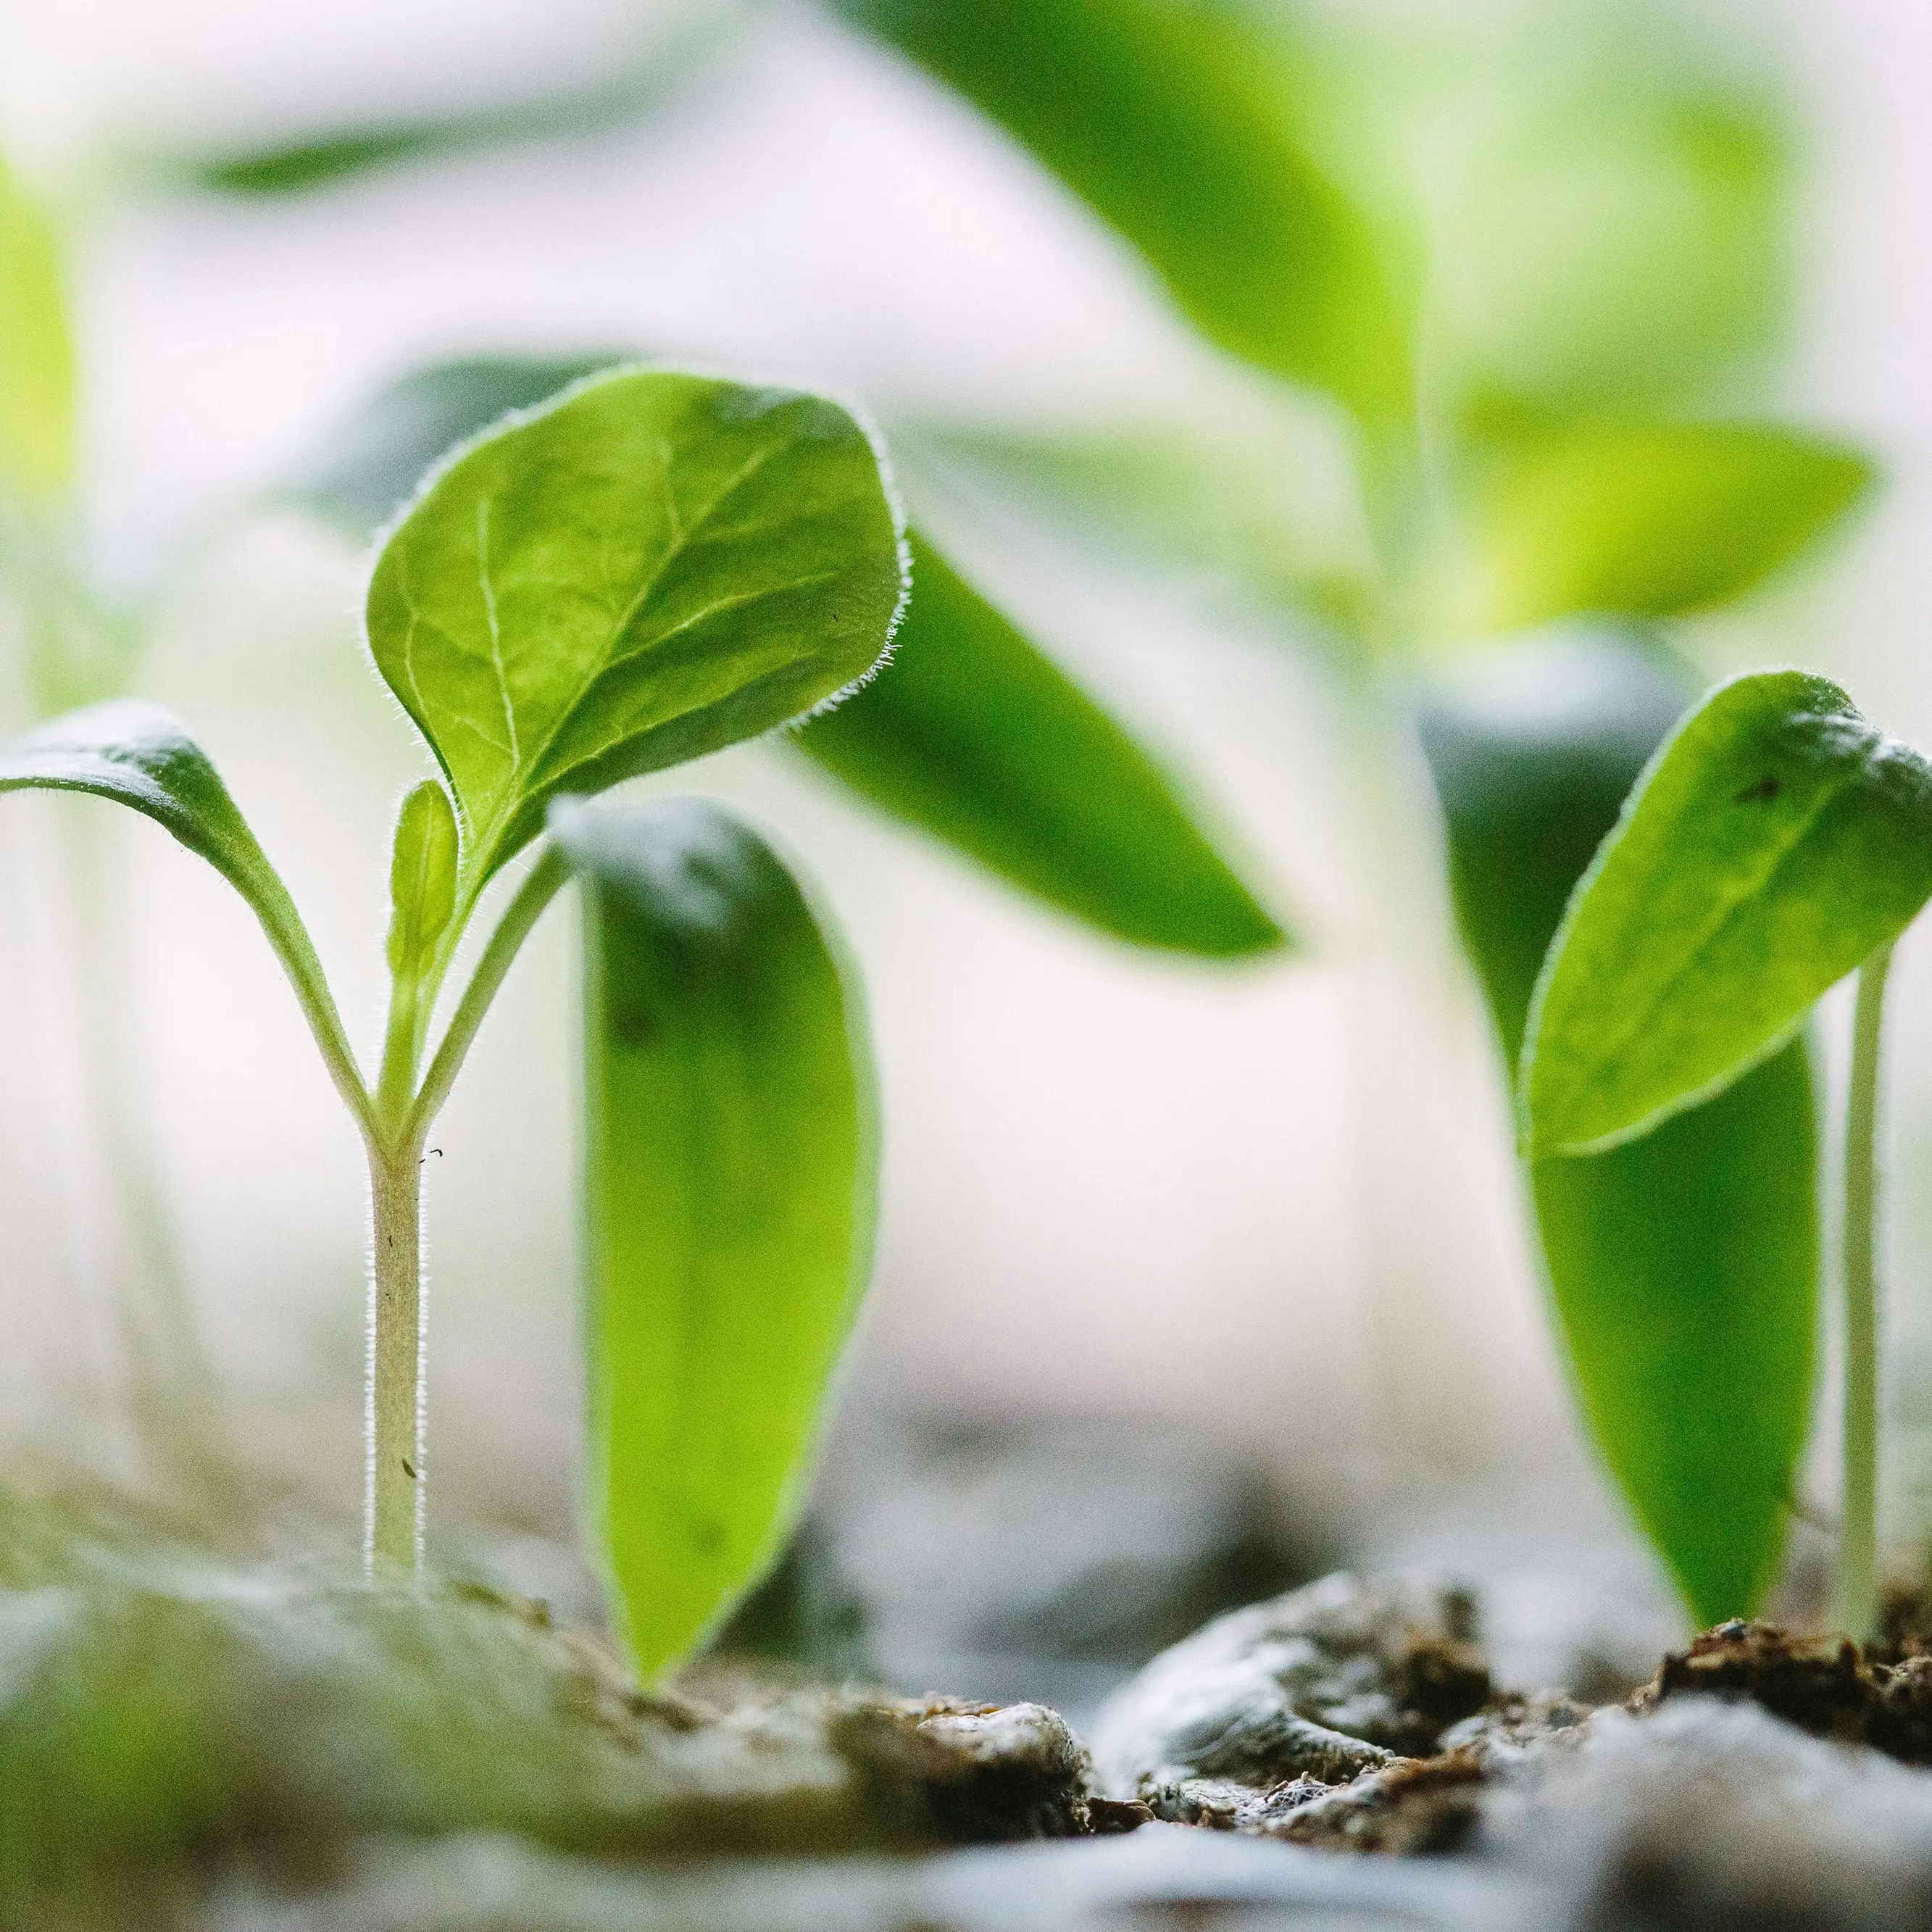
[{"left": 367, "top": 1144, "right": 425, "bottom": 1573}]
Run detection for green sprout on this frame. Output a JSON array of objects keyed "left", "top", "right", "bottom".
[
  {"left": 1520, "top": 671, "right": 1932, "bottom": 1636},
  {"left": 0, "top": 365, "right": 910, "bottom": 1674}
]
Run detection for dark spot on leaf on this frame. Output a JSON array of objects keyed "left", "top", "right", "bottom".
[
  {"left": 689, "top": 1519, "right": 725, "bottom": 1556},
  {"left": 1735, "top": 775, "right": 1782, "bottom": 804},
  {"left": 402, "top": 1459, "right": 417, "bottom": 1480}
]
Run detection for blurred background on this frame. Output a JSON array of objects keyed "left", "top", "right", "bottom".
[{"left": 0, "top": 0, "right": 1925, "bottom": 1712}]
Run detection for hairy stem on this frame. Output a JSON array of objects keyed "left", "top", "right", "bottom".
[
  {"left": 1838, "top": 942, "right": 1893, "bottom": 1641},
  {"left": 367, "top": 1137, "right": 426, "bottom": 1573}
]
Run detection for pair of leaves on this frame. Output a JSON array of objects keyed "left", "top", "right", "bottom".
[
  {"left": 1468, "top": 660, "right": 1932, "bottom": 1620},
  {"left": 4, "top": 367, "right": 901, "bottom": 1674},
  {"left": 1420, "top": 633, "right": 1817, "bottom": 1623},
  {"left": 292, "top": 354, "right": 1286, "bottom": 957}
]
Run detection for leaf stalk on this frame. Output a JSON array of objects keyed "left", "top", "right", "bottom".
[{"left": 1837, "top": 941, "right": 1892, "bottom": 1641}]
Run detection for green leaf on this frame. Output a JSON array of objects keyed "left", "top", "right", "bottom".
[
  {"left": 1440, "top": 421, "right": 1870, "bottom": 636},
  {"left": 386, "top": 780, "right": 459, "bottom": 980},
  {"left": 283, "top": 354, "right": 622, "bottom": 533},
  {"left": 0, "top": 701, "right": 364, "bottom": 1122},
  {"left": 551, "top": 794, "right": 874, "bottom": 1677},
  {"left": 1415, "top": 16, "right": 1791, "bottom": 415},
  {"left": 1420, "top": 631, "right": 1818, "bottom": 1624},
  {"left": 833, "top": 0, "right": 1409, "bottom": 422},
  {"left": 0, "top": 153, "right": 75, "bottom": 499},
  {"left": 1531, "top": 1056, "right": 1815, "bottom": 1625},
  {"left": 1523, "top": 670, "right": 1932, "bottom": 1157},
  {"left": 365, "top": 367, "right": 907, "bottom": 891},
  {"left": 801, "top": 533, "right": 1283, "bottom": 956}
]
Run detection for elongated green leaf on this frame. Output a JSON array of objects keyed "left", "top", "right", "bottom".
[
  {"left": 1442, "top": 422, "right": 1870, "bottom": 636},
  {"left": 551, "top": 795, "right": 874, "bottom": 1676},
  {"left": 833, "top": 0, "right": 1408, "bottom": 422},
  {"left": 0, "top": 701, "right": 361, "bottom": 1112},
  {"left": 0, "top": 154, "right": 75, "bottom": 498},
  {"left": 285, "top": 354, "right": 621, "bottom": 533},
  {"left": 1523, "top": 670, "right": 1932, "bottom": 1157},
  {"left": 800, "top": 533, "right": 1285, "bottom": 956},
  {"left": 1420, "top": 631, "right": 1818, "bottom": 1624},
  {"left": 365, "top": 368, "right": 907, "bottom": 890}
]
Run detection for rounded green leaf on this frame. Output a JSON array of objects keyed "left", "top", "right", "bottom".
[
  {"left": 1523, "top": 670, "right": 1932, "bottom": 1157},
  {"left": 799, "top": 533, "right": 1286, "bottom": 957},
  {"left": 552, "top": 795, "right": 874, "bottom": 1678},
  {"left": 365, "top": 368, "right": 907, "bottom": 888},
  {"left": 385, "top": 780, "right": 459, "bottom": 980}
]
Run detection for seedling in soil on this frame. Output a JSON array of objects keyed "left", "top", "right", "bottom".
[
  {"left": 0, "top": 365, "right": 907, "bottom": 1675},
  {"left": 1521, "top": 670, "right": 1932, "bottom": 1639}
]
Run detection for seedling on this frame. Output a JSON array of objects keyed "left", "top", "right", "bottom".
[
  {"left": 1521, "top": 670, "right": 1932, "bottom": 1637},
  {"left": 0, "top": 365, "right": 909, "bottom": 1673}
]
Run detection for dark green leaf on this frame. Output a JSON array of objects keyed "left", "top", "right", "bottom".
[
  {"left": 365, "top": 368, "right": 906, "bottom": 889},
  {"left": 552, "top": 794, "right": 874, "bottom": 1676},
  {"left": 1441, "top": 422, "right": 1871, "bottom": 636},
  {"left": 0, "top": 701, "right": 360, "bottom": 1107},
  {"left": 833, "top": 0, "right": 1409, "bottom": 421},
  {"left": 1523, "top": 670, "right": 1932, "bottom": 1157},
  {"left": 0, "top": 154, "right": 74, "bottom": 499},
  {"left": 283, "top": 354, "right": 623, "bottom": 533},
  {"left": 1420, "top": 631, "right": 1818, "bottom": 1623},
  {"left": 801, "top": 533, "right": 1284, "bottom": 956}
]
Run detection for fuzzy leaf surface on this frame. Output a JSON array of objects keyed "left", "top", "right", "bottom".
[
  {"left": 800, "top": 533, "right": 1285, "bottom": 956},
  {"left": 1422, "top": 630, "right": 1818, "bottom": 1625},
  {"left": 366, "top": 369, "right": 904, "bottom": 887},
  {"left": 554, "top": 796, "right": 874, "bottom": 1678},
  {"left": 1523, "top": 670, "right": 1932, "bottom": 1156},
  {"left": 1448, "top": 422, "right": 1869, "bottom": 636}
]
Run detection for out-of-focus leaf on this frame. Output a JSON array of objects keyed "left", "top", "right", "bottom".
[
  {"left": 365, "top": 367, "right": 906, "bottom": 891},
  {"left": 800, "top": 532, "right": 1286, "bottom": 956},
  {"left": 181, "top": 10, "right": 743, "bottom": 196},
  {"left": 1420, "top": 630, "right": 1817, "bottom": 1625},
  {"left": 1412, "top": 10, "right": 1791, "bottom": 413},
  {"left": 1522, "top": 670, "right": 1932, "bottom": 1157},
  {"left": 552, "top": 794, "right": 874, "bottom": 1677},
  {"left": 284, "top": 354, "right": 620, "bottom": 533},
  {"left": 907, "top": 412, "right": 1373, "bottom": 633},
  {"left": 0, "top": 701, "right": 356, "bottom": 1094},
  {"left": 833, "top": 0, "right": 1410, "bottom": 422},
  {"left": 1438, "top": 422, "right": 1870, "bottom": 636},
  {"left": 0, "top": 154, "right": 74, "bottom": 499}
]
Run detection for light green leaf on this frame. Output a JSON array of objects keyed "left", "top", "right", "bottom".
[
  {"left": 1523, "top": 670, "right": 1932, "bottom": 1157},
  {"left": 386, "top": 779, "right": 459, "bottom": 980},
  {"left": 0, "top": 153, "right": 75, "bottom": 499},
  {"left": 800, "top": 532, "right": 1285, "bottom": 956},
  {"left": 283, "top": 354, "right": 622, "bottom": 533},
  {"left": 1440, "top": 421, "right": 1870, "bottom": 636},
  {"left": 0, "top": 701, "right": 364, "bottom": 1122},
  {"left": 365, "top": 368, "right": 907, "bottom": 890},
  {"left": 833, "top": 0, "right": 1409, "bottom": 422},
  {"left": 552, "top": 794, "right": 874, "bottom": 1678},
  {"left": 1420, "top": 630, "right": 1818, "bottom": 1624}
]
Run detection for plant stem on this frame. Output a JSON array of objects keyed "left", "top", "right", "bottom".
[
  {"left": 1838, "top": 942, "right": 1894, "bottom": 1641},
  {"left": 367, "top": 1136, "right": 426, "bottom": 1574}
]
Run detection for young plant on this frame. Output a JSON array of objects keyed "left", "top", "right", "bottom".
[
  {"left": 0, "top": 365, "right": 908, "bottom": 1673},
  {"left": 1520, "top": 670, "right": 1932, "bottom": 1636}
]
